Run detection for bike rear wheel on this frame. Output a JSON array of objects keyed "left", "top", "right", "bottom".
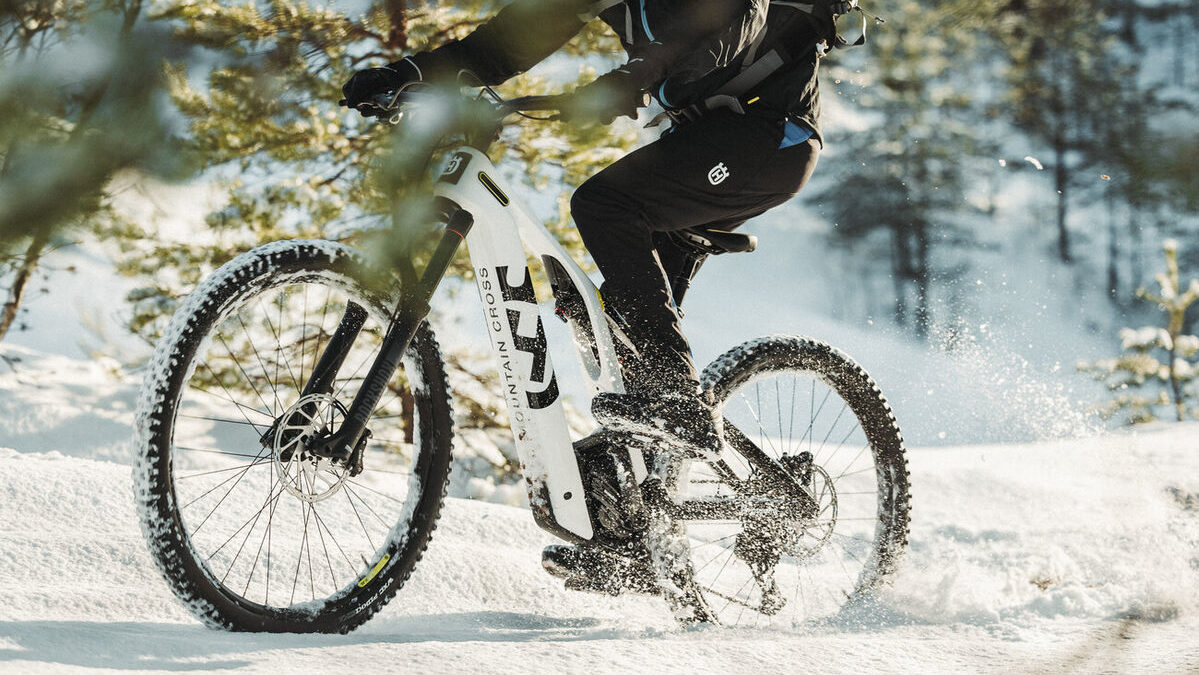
[
  {"left": 672, "top": 336, "right": 910, "bottom": 627},
  {"left": 135, "top": 240, "right": 453, "bottom": 633}
]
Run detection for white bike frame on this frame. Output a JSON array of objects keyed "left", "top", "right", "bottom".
[{"left": 432, "top": 145, "right": 649, "bottom": 542}]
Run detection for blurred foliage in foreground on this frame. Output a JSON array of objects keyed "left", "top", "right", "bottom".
[
  {"left": 0, "top": 0, "right": 187, "bottom": 342},
  {"left": 115, "top": 0, "right": 637, "bottom": 344}
]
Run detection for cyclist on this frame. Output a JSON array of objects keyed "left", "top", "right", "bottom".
[{"left": 343, "top": 0, "right": 833, "bottom": 594}]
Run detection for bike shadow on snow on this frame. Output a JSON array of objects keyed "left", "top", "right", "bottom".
[
  {"left": 0, "top": 612, "right": 639, "bottom": 671},
  {"left": 0, "top": 599, "right": 983, "bottom": 670}
]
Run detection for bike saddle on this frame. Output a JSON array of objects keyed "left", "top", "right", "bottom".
[{"left": 673, "top": 226, "right": 757, "bottom": 255}]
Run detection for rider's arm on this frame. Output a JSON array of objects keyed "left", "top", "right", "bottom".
[{"left": 408, "top": 0, "right": 594, "bottom": 85}]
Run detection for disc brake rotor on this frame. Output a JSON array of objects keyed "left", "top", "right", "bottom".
[
  {"left": 790, "top": 464, "right": 837, "bottom": 558},
  {"left": 273, "top": 393, "right": 351, "bottom": 503}
]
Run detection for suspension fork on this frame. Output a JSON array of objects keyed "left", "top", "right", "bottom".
[{"left": 304, "top": 198, "right": 474, "bottom": 460}]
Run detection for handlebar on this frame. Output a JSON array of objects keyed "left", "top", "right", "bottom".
[
  {"left": 340, "top": 89, "right": 568, "bottom": 123},
  {"left": 503, "top": 95, "right": 568, "bottom": 112}
]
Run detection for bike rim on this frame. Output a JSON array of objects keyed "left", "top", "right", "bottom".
[
  {"left": 167, "top": 275, "right": 423, "bottom": 612},
  {"left": 683, "top": 370, "right": 885, "bottom": 627}
]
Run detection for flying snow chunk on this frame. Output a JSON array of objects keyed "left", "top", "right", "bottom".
[{"left": 1023, "top": 156, "right": 1044, "bottom": 170}]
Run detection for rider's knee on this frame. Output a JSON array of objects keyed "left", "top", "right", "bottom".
[{"left": 571, "top": 174, "right": 636, "bottom": 232}]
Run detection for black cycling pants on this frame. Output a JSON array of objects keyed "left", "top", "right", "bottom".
[{"left": 571, "top": 109, "right": 820, "bottom": 394}]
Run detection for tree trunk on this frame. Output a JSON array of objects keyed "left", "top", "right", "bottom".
[
  {"left": 1167, "top": 342, "right": 1183, "bottom": 422},
  {"left": 385, "top": 0, "right": 408, "bottom": 50},
  {"left": 1107, "top": 188, "right": 1119, "bottom": 301},
  {"left": 914, "top": 224, "right": 931, "bottom": 340},
  {"left": 1128, "top": 208, "right": 1142, "bottom": 290},
  {"left": 891, "top": 228, "right": 909, "bottom": 328},
  {"left": 1175, "top": 14, "right": 1186, "bottom": 87},
  {"left": 0, "top": 233, "right": 49, "bottom": 343},
  {"left": 1054, "top": 140, "right": 1071, "bottom": 263}
]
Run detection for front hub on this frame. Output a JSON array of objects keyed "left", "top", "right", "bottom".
[{"left": 273, "top": 393, "right": 352, "bottom": 503}]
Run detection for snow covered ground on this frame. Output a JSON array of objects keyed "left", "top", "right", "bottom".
[{"left": 1, "top": 343, "right": 1197, "bottom": 673}]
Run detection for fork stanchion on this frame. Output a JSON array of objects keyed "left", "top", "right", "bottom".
[{"left": 309, "top": 204, "right": 475, "bottom": 461}]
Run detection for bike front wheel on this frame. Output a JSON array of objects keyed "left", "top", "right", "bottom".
[
  {"left": 135, "top": 240, "right": 454, "bottom": 633},
  {"left": 672, "top": 336, "right": 910, "bottom": 627}
]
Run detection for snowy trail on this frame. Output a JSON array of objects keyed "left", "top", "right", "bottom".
[
  {"left": 2, "top": 346, "right": 1198, "bottom": 672},
  {"left": 2, "top": 426, "right": 1198, "bottom": 672}
]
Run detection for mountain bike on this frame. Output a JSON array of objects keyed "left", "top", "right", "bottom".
[{"left": 134, "top": 86, "right": 910, "bottom": 633}]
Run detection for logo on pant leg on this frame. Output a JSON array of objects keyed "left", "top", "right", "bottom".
[{"left": 708, "top": 162, "right": 730, "bottom": 186}]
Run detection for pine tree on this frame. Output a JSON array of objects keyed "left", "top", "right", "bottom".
[
  {"left": 995, "top": 0, "right": 1124, "bottom": 265},
  {"left": 814, "top": 0, "right": 994, "bottom": 339},
  {"left": 1079, "top": 240, "right": 1199, "bottom": 423}
]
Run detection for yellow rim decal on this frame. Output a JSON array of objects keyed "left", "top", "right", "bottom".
[{"left": 358, "top": 553, "right": 391, "bottom": 587}]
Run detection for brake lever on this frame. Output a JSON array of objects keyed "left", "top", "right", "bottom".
[{"left": 337, "top": 91, "right": 404, "bottom": 124}]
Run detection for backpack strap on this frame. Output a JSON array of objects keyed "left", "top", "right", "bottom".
[{"left": 645, "top": 0, "right": 881, "bottom": 127}]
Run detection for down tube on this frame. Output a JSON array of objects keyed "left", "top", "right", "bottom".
[{"left": 436, "top": 150, "right": 594, "bottom": 542}]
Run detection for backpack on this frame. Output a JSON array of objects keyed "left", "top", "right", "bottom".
[{"left": 655, "top": 0, "right": 875, "bottom": 121}]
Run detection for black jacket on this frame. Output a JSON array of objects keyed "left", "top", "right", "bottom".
[{"left": 409, "top": 0, "right": 821, "bottom": 139}]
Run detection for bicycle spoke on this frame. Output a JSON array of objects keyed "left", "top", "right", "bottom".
[
  {"left": 300, "top": 284, "right": 309, "bottom": 388},
  {"left": 693, "top": 539, "right": 738, "bottom": 575},
  {"left": 310, "top": 498, "right": 339, "bottom": 591},
  {"left": 261, "top": 460, "right": 278, "bottom": 603},
  {"left": 343, "top": 483, "right": 375, "bottom": 549},
  {"left": 345, "top": 479, "right": 406, "bottom": 504},
  {"left": 343, "top": 482, "right": 392, "bottom": 528},
  {"left": 260, "top": 297, "right": 302, "bottom": 394},
  {"left": 208, "top": 478, "right": 286, "bottom": 566},
  {"left": 234, "top": 311, "right": 282, "bottom": 416},
  {"left": 834, "top": 441, "right": 872, "bottom": 480},
  {"left": 814, "top": 401, "right": 850, "bottom": 463},
  {"left": 215, "top": 478, "right": 287, "bottom": 585},
  {"left": 177, "top": 458, "right": 271, "bottom": 480},
  {"left": 786, "top": 375, "right": 798, "bottom": 455},
  {"left": 740, "top": 392, "right": 782, "bottom": 459},
  {"left": 308, "top": 502, "right": 358, "bottom": 573},
  {"left": 774, "top": 377, "right": 783, "bottom": 453},
  {"left": 175, "top": 445, "right": 263, "bottom": 460},
  {"left": 178, "top": 413, "right": 262, "bottom": 429},
  {"left": 190, "top": 453, "right": 270, "bottom": 536},
  {"left": 195, "top": 360, "right": 273, "bottom": 427},
  {"left": 802, "top": 386, "right": 832, "bottom": 454},
  {"left": 216, "top": 331, "right": 275, "bottom": 417},
  {"left": 290, "top": 498, "right": 311, "bottom": 605}
]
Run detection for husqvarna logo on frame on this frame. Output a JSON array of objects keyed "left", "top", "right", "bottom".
[
  {"left": 708, "top": 162, "right": 730, "bottom": 186},
  {"left": 438, "top": 151, "right": 471, "bottom": 185}
]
